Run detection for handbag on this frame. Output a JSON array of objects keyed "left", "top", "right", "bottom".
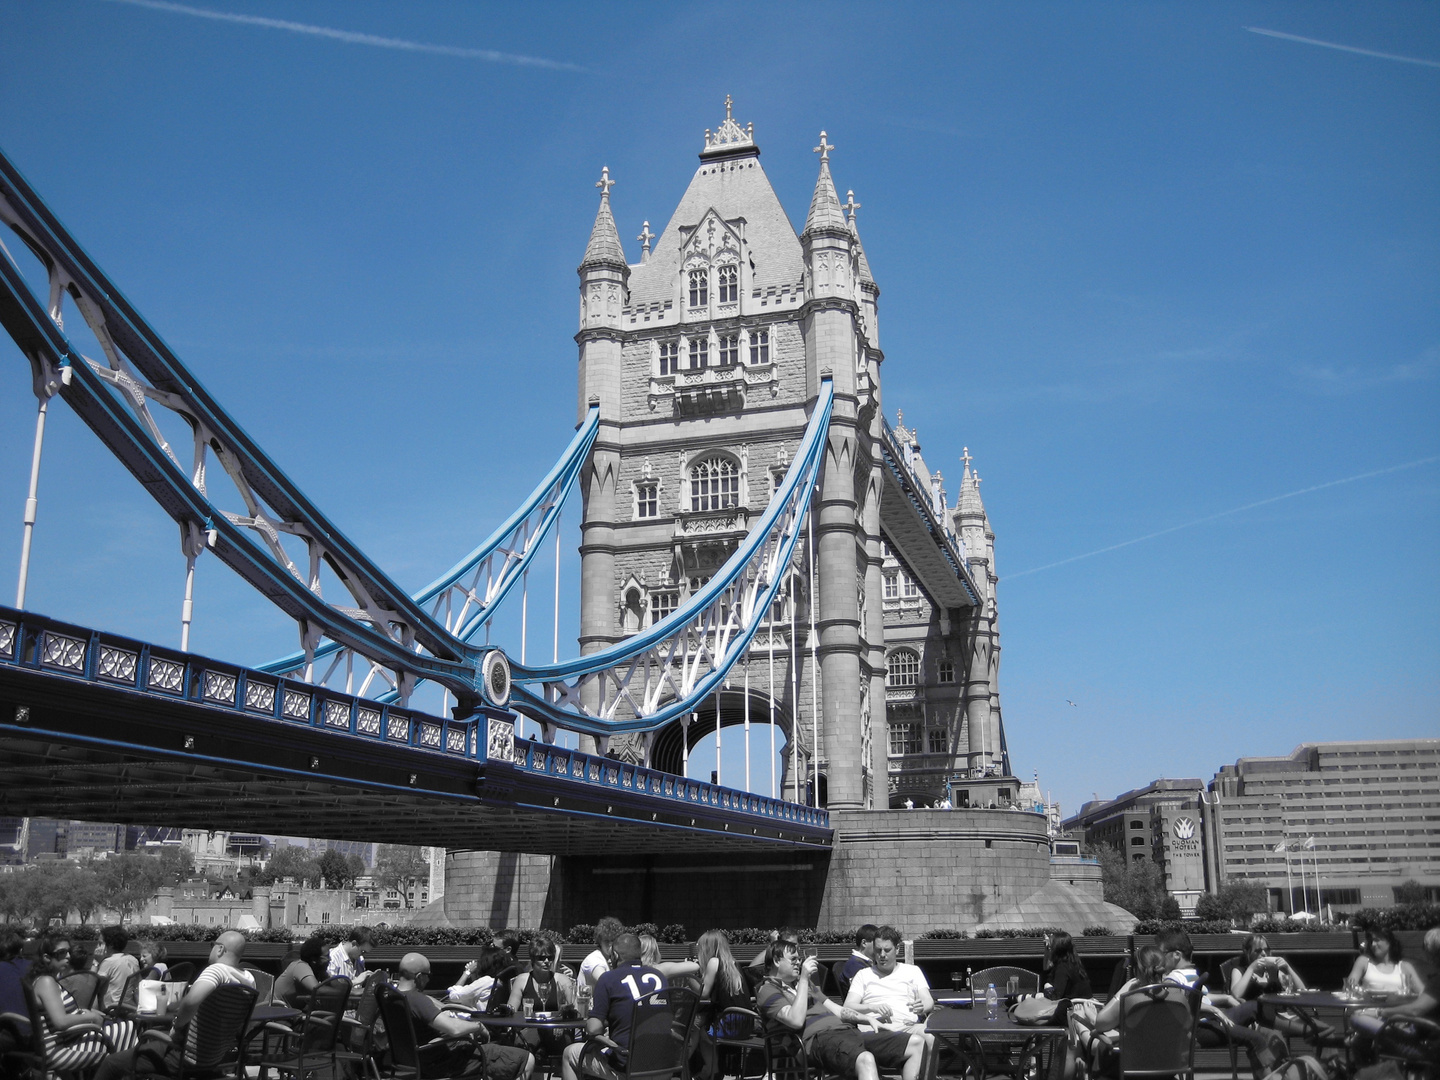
[{"left": 1010, "top": 995, "right": 1067, "bottom": 1026}]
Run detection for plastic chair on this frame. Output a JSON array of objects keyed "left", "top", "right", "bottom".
[
  {"left": 968, "top": 968, "right": 1040, "bottom": 999},
  {"left": 1116, "top": 982, "right": 1200, "bottom": 1080},
  {"left": 126, "top": 982, "right": 258, "bottom": 1080},
  {"left": 579, "top": 988, "right": 683, "bottom": 1080},
  {"left": 257, "top": 976, "right": 352, "bottom": 1080}
]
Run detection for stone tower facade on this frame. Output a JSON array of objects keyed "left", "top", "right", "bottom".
[{"left": 572, "top": 102, "right": 1013, "bottom": 811}]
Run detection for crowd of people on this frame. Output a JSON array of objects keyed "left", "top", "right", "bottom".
[{"left": 0, "top": 919, "right": 1434, "bottom": 1080}]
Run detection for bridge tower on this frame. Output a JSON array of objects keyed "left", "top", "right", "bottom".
[{"left": 443, "top": 103, "right": 1043, "bottom": 931}]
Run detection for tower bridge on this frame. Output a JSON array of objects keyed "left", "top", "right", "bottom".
[{"left": 0, "top": 101, "right": 1059, "bottom": 933}]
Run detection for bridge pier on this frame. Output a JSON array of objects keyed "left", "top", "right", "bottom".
[{"left": 441, "top": 807, "right": 1050, "bottom": 933}]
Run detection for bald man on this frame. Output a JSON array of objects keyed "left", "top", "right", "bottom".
[
  {"left": 395, "top": 952, "right": 534, "bottom": 1080},
  {"left": 94, "top": 930, "right": 256, "bottom": 1080}
]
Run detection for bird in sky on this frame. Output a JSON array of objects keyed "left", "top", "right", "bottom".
[{"left": 1065, "top": 699, "right": 1078, "bottom": 707}]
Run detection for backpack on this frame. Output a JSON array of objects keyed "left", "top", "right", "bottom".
[{"left": 1010, "top": 995, "right": 1067, "bottom": 1026}]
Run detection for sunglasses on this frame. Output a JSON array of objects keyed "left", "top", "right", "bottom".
[{"left": 50, "top": 948, "right": 71, "bottom": 958}]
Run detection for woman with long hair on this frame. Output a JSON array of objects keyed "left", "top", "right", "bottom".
[
  {"left": 1044, "top": 932, "right": 1093, "bottom": 1001},
  {"left": 23, "top": 934, "right": 138, "bottom": 1073},
  {"left": 447, "top": 944, "right": 509, "bottom": 1012},
  {"left": 274, "top": 936, "right": 327, "bottom": 1007},
  {"left": 1347, "top": 929, "right": 1422, "bottom": 997}
]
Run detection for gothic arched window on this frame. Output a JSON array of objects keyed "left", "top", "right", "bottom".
[
  {"left": 717, "top": 264, "right": 738, "bottom": 304},
  {"left": 689, "top": 456, "right": 739, "bottom": 512},
  {"left": 688, "top": 268, "right": 708, "bottom": 308},
  {"left": 886, "top": 648, "right": 920, "bottom": 688}
]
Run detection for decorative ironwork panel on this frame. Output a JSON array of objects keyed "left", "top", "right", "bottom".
[
  {"left": 202, "top": 671, "right": 237, "bottom": 705},
  {"left": 245, "top": 680, "right": 276, "bottom": 713},
  {"left": 323, "top": 700, "right": 351, "bottom": 729},
  {"left": 531, "top": 752, "right": 546, "bottom": 772},
  {"left": 386, "top": 713, "right": 409, "bottom": 741},
  {"left": 40, "top": 631, "right": 86, "bottom": 672},
  {"left": 419, "top": 722, "right": 441, "bottom": 748},
  {"left": 588, "top": 761, "right": 601, "bottom": 781},
  {"left": 487, "top": 717, "right": 515, "bottom": 763},
  {"left": 571, "top": 758, "right": 584, "bottom": 778},
  {"left": 553, "top": 754, "right": 569, "bottom": 776},
  {"left": 446, "top": 728, "right": 466, "bottom": 754},
  {"left": 356, "top": 707, "right": 381, "bottom": 736},
  {"left": 148, "top": 657, "right": 184, "bottom": 694},
  {"left": 282, "top": 689, "right": 312, "bottom": 721},
  {"left": 97, "top": 644, "right": 138, "bottom": 684},
  {"left": 0, "top": 621, "right": 15, "bottom": 659},
  {"left": 663, "top": 779, "right": 675, "bottom": 797}
]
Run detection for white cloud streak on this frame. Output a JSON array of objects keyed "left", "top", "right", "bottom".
[
  {"left": 1008, "top": 455, "right": 1440, "bottom": 580},
  {"left": 102, "top": 0, "right": 589, "bottom": 72},
  {"left": 1245, "top": 26, "right": 1440, "bottom": 69}
]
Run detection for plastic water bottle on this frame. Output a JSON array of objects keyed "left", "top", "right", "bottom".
[{"left": 985, "top": 983, "right": 998, "bottom": 1021}]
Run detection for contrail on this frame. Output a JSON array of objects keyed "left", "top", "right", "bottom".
[
  {"left": 1245, "top": 26, "right": 1440, "bottom": 69},
  {"left": 1008, "top": 455, "right": 1440, "bottom": 580},
  {"left": 101, "top": 0, "right": 589, "bottom": 72}
]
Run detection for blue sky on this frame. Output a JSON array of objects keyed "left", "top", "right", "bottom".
[{"left": 1, "top": 2, "right": 1435, "bottom": 820}]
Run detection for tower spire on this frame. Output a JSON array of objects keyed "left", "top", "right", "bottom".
[
  {"left": 803, "top": 132, "right": 848, "bottom": 236},
  {"left": 581, "top": 166, "right": 627, "bottom": 269}
]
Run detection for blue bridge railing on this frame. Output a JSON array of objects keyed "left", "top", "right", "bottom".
[{"left": 0, "top": 605, "right": 829, "bottom": 833}]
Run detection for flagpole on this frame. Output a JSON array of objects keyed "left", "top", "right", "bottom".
[{"left": 1277, "top": 840, "right": 1294, "bottom": 915}]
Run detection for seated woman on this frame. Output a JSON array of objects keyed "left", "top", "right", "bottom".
[
  {"left": 639, "top": 934, "right": 701, "bottom": 988},
  {"left": 1043, "top": 932, "right": 1093, "bottom": 1001},
  {"left": 1068, "top": 945, "right": 1167, "bottom": 1078},
  {"left": 274, "top": 937, "right": 327, "bottom": 1008},
  {"left": 1349, "top": 928, "right": 1439, "bottom": 1061},
  {"left": 23, "top": 935, "right": 138, "bottom": 1074},
  {"left": 506, "top": 933, "right": 577, "bottom": 1057},
  {"left": 447, "top": 944, "right": 508, "bottom": 1013},
  {"left": 1221, "top": 934, "right": 1313, "bottom": 1036},
  {"left": 135, "top": 941, "right": 168, "bottom": 982},
  {"left": 1347, "top": 929, "right": 1423, "bottom": 998}
]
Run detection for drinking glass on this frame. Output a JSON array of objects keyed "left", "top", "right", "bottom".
[
  {"left": 1007, "top": 976, "right": 1019, "bottom": 998},
  {"left": 523, "top": 995, "right": 535, "bottom": 1019}
]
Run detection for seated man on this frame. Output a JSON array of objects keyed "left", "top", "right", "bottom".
[
  {"left": 758, "top": 938, "right": 924, "bottom": 1080},
  {"left": 95, "top": 926, "right": 139, "bottom": 1011},
  {"left": 838, "top": 925, "right": 878, "bottom": 991},
  {"left": 562, "top": 932, "right": 665, "bottom": 1080},
  {"left": 93, "top": 931, "right": 256, "bottom": 1080},
  {"left": 394, "top": 952, "right": 534, "bottom": 1080},
  {"left": 1158, "top": 929, "right": 1288, "bottom": 1080},
  {"left": 327, "top": 927, "right": 376, "bottom": 986},
  {"left": 845, "top": 925, "right": 934, "bottom": 1035}
]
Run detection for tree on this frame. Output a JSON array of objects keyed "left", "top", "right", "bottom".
[
  {"left": 70, "top": 863, "right": 105, "bottom": 924},
  {"left": 155, "top": 846, "right": 196, "bottom": 886},
  {"left": 1097, "top": 846, "right": 1178, "bottom": 920},
  {"left": 17, "top": 862, "right": 88, "bottom": 925},
  {"left": 260, "top": 845, "right": 321, "bottom": 888},
  {"left": 1393, "top": 880, "right": 1430, "bottom": 905},
  {"left": 318, "top": 849, "right": 359, "bottom": 890},
  {"left": 373, "top": 845, "right": 429, "bottom": 895},
  {"left": 1195, "top": 882, "right": 1270, "bottom": 924},
  {"left": 95, "top": 854, "right": 165, "bottom": 921},
  {"left": 345, "top": 853, "right": 367, "bottom": 882}
]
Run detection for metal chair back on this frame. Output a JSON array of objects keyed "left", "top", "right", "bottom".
[
  {"left": 1117, "top": 982, "right": 1199, "bottom": 1080},
  {"left": 374, "top": 984, "right": 424, "bottom": 1078},
  {"left": 968, "top": 966, "right": 1040, "bottom": 998},
  {"left": 242, "top": 966, "right": 276, "bottom": 1007},
  {"left": 184, "top": 982, "right": 259, "bottom": 1072},
  {"left": 615, "top": 989, "right": 683, "bottom": 1080},
  {"left": 59, "top": 971, "right": 105, "bottom": 1010}
]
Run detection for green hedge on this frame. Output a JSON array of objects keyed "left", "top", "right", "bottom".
[{"left": 1349, "top": 904, "right": 1440, "bottom": 933}]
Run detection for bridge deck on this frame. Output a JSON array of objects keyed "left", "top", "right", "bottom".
[{"left": 0, "top": 608, "right": 831, "bottom": 854}]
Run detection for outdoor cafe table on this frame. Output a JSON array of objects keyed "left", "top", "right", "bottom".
[
  {"left": 926, "top": 1005, "right": 1066, "bottom": 1080},
  {"left": 1257, "top": 991, "right": 1415, "bottom": 1055}
]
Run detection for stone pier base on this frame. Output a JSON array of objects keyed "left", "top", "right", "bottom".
[{"left": 441, "top": 808, "right": 1051, "bottom": 932}]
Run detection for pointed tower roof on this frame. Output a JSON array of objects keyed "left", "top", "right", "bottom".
[
  {"left": 580, "top": 167, "right": 628, "bottom": 271},
  {"left": 844, "top": 189, "right": 874, "bottom": 284},
  {"left": 803, "top": 132, "right": 849, "bottom": 237},
  {"left": 958, "top": 447, "right": 986, "bottom": 517}
]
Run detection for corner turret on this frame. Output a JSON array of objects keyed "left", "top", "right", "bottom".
[{"left": 576, "top": 166, "right": 629, "bottom": 422}]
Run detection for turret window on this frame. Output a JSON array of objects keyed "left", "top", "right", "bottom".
[
  {"left": 889, "top": 722, "right": 922, "bottom": 756},
  {"left": 689, "top": 457, "right": 739, "bottom": 512},
  {"left": 658, "top": 341, "right": 679, "bottom": 376},
  {"left": 902, "top": 573, "right": 920, "bottom": 599},
  {"left": 688, "top": 269, "right": 708, "bottom": 308},
  {"left": 650, "top": 591, "right": 678, "bottom": 624},
  {"left": 718, "top": 265, "right": 738, "bottom": 304},
  {"left": 719, "top": 334, "right": 740, "bottom": 367},
  {"left": 688, "top": 338, "right": 709, "bottom": 370},
  {"left": 749, "top": 329, "right": 770, "bottom": 365},
  {"left": 928, "top": 728, "right": 948, "bottom": 755},
  {"left": 937, "top": 658, "right": 955, "bottom": 684},
  {"left": 883, "top": 573, "right": 899, "bottom": 600}
]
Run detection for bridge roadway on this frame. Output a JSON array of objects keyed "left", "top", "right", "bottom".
[{"left": 0, "top": 606, "right": 832, "bottom": 855}]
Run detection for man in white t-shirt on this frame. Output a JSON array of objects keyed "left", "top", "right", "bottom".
[
  {"left": 94, "top": 931, "right": 256, "bottom": 1080},
  {"left": 578, "top": 916, "right": 623, "bottom": 995},
  {"left": 844, "top": 926, "right": 933, "bottom": 1032}
]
